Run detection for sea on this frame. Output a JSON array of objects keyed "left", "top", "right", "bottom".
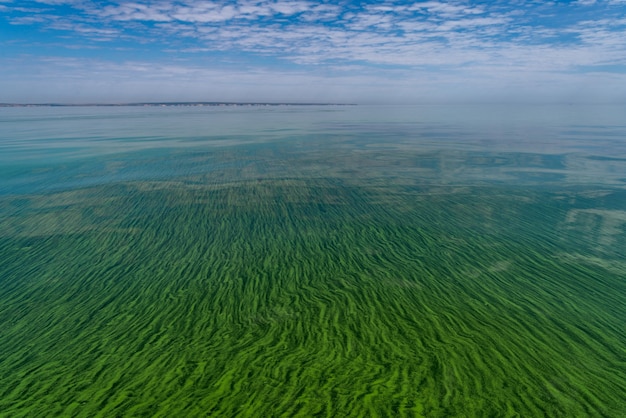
[{"left": 0, "top": 104, "right": 625, "bottom": 416}]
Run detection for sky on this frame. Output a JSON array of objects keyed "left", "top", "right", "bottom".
[{"left": 1, "top": 0, "right": 626, "bottom": 104}]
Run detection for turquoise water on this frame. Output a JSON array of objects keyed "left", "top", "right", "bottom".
[{"left": 1, "top": 105, "right": 625, "bottom": 416}]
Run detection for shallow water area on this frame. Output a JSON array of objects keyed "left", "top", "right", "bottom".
[{"left": 1, "top": 104, "right": 625, "bottom": 417}]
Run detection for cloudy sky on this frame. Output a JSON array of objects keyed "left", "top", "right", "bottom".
[{"left": 1, "top": 0, "right": 626, "bottom": 103}]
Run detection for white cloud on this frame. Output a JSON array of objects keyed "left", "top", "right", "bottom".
[
  {"left": 171, "top": 5, "right": 239, "bottom": 23},
  {"left": 2, "top": 0, "right": 626, "bottom": 102},
  {"left": 436, "top": 16, "right": 510, "bottom": 31},
  {"left": 408, "top": 1, "right": 485, "bottom": 17},
  {"left": 79, "top": 0, "right": 333, "bottom": 24},
  {"left": 268, "top": 1, "right": 310, "bottom": 15},
  {"left": 31, "top": 0, "right": 78, "bottom": 4},
  {"left": 99, "top": 3, "right": 173, "bottom": 22}
]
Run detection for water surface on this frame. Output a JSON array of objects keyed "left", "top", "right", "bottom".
[{"left": 1, "top": 105, "right": 625, "bottom": 416}]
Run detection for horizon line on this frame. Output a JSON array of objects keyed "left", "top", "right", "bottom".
[{"left": 0, "top": 101, "right": 358, "bottom": 108}]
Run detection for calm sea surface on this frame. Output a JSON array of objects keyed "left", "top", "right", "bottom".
[{"left": 1, "top": 105, "right": 625, "bottom": 416}]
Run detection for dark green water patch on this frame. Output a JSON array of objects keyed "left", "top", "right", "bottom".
[{"left": 0, "top": 179, "right": 625, "bottom": 417}]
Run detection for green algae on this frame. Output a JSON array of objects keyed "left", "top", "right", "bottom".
[
  {"left": 1, "top": 104, "right": 626, "bottom": 417},
  {"left": 0, "top": 176, "right": 625, "bottom": 417}
]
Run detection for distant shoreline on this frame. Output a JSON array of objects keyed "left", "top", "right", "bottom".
[{"left": 0, "top": 102, "right": 357, "bottom": 108}]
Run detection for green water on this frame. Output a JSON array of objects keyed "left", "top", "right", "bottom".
[{"left": 0, "top": 105, "right": 625, "bottom": 417}]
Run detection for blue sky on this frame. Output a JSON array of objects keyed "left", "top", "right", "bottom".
[{"left": 1, "top": 0, "right": 626, "bottom": 103}]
